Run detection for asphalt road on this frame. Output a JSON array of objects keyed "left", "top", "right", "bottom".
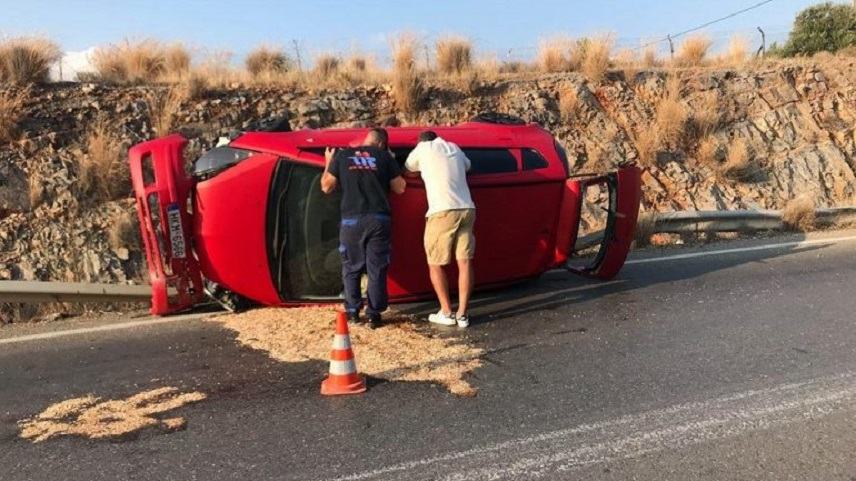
[{"left": 3, "top": 230, "right": 856, "bottom": 480}]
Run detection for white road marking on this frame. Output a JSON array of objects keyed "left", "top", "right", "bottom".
[
  {"left": 0, "top": 312, "right": 215, "bottom": 345},
  {"left": 625, "top": 234, "right": 856, "bottom": 265},
  {"left": 332, "top": 371, "right": 856, "bottom": 481}
]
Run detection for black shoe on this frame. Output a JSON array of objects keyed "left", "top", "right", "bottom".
[
  {"left": 347, "top": 312, "right": 362, "bottom": 324},
  {"left": 367, "top": 313, "right": 381, "bottom": 329}
]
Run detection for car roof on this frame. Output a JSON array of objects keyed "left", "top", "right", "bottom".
[{"left": 230, "top": 121, "right": 556, "bottom": 157}]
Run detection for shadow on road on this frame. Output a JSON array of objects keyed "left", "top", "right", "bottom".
[{"left": 397, "top": 233, "right": 828, "bottom": 324}]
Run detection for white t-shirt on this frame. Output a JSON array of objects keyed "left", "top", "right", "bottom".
[{"left": 405, "top": 138, "right": 475, "bottom": 217}]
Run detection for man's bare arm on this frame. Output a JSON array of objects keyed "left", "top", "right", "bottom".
[{"left": 320, "top": 147, "right": 338, "bottom": 194}]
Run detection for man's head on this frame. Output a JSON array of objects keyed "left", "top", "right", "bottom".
[
  {"left": 363, "top": 128, "right": 389, "bottom": 149},
  {"left": 418, "top": 130, "right": 438, "bottom": 143}
]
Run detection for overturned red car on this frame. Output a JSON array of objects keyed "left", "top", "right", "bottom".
[{"left": 128, "top": 114, "right": 641, "bottom": 315}]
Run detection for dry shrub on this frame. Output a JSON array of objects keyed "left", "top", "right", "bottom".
[
  {"left": 614, "top": 48, "right": 638, "bottom": 83},
  {"left": 537, "top": 36, "right": 572, "bottom": 72},
  {"left": 146, "top": 87, "right": 186, "bottom": 136},
  {"left": 436, "top": 36, "right": 472, "bottom": 75},
  {"left": 391, "top": 33, "right": 423, "bottom": 115},
  {"left": 164, "top": 43, "right": 191, "bottom": 79},
  {"left": 0, "top": 37, "right": 61, "bottom": 84},
  {"left": 674, "top": 34, "right": 712, "bottom": 67},
  {"left": 0, "top": 88, "right": 27, "bottom": 142},
  {"left": 633, "top": 127, "right": 660, "bottom": 167},
  {"left": 476, "top": 54, "right": 500, "bottom": 79},
  {"left": 692, "top": 90, "right": 720, "bottom": 137},
  {"left": 723, "top": 35, "right": 749, "bottom": 67},
  {"left": 313, "top": 54, "right": 340, "bottom": 78},
  {"left": 79, "top": 119, "right": 127, "bottom": 200},
  {"left": 720, "top": 137, "right": 754, "bottom": 180},
  {"left": 108, "top": 210, "right": 140, "bottom": 251},
  {"left": 191, "top": 51, "right": 238, "bottom": 90},
  {"left": 92, "top": 40, "right": 170, "bottom": 83},
  {"left": 346, "top": 55, "right": 367, "bottom": 73},
  {"left": 500, "top": 60, "right": 528, "bottom": 74},
  {"left": 559, "top": 87, "right": 580, "bottom": 122},
  {"left": 654, "top": 75, "right": 686, "bottom": 146},
  {"left": 782, "top": 196, "right": 816, "bottom": 231},
  {"left": 696, "top": 135, "right": 721, "bottom": 166},
  {"left": 642, "top": 45, "right": 660, "bottom": 68},
  {"left": 581, "top": 35, "right": 613, "bottom": 83},
  {"left": 245, "top": 46, "right": 290, "bottom": 77},
  {"left": 182, "top": 71, "right": 209, "bottom": 99}
]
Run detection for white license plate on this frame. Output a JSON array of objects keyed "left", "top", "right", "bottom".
[{"left": 166, "top": 204, "right": 186, "bottom": 259}]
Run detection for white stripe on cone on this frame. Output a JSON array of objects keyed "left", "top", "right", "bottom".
[
  {"left": 333, "top": 334, "right": 351, "bottom": 350},
  {"left": 329, "top": 359, "right": 357, "bottom": 375}
]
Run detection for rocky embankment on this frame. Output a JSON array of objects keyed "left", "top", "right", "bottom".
[{"left": 2, "top": 60, "right": 856, "bottom": 321}]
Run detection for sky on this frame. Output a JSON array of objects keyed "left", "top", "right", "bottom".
[{"left": 0, "top": 0, "right": 827, "bottom": 67}]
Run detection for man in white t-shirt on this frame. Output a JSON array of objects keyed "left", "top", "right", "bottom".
[{"left": 405, "top": 131, "right": 476, "bottom": 328}]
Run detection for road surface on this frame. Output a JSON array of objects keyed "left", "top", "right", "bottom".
[{"left": 3, "top": 230, "right": 856, "bottom": 480}]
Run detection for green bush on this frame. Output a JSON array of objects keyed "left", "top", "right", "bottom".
[{"left": 781, "top": 2, "right": 856, "bottom": 56}]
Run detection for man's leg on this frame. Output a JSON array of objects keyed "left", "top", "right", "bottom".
[
  {"left": 424, "top": 212, "right": 454, "bottom": 315},
  {"left": 428, "top": 264, "right": 453, "bottom": 314},
  {"left": 455, "top": 259, "right": 473, "bottom": 318},
  {"left": 364, "top": 215, "right": 391, "bottom": 320},
  {"left": 339, "top": 219, "right": 365, "bottom": 317},
  {"left": 455, "top": 209, "right": 476, "bottom": 320}
]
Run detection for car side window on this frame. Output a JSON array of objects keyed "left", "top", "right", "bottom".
[
  {"left": 462, "top": 149, "right": 518, "bottom": 175},
  {"left": 522, "top": 148, "right": 549, "bottom": 170}
]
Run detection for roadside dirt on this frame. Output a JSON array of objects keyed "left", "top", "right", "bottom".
[
  {"left": 217, "top": 307, "right": 483, "bottom": 396},
  {"left": 18, "top": 387, "right": 206, "bottom": 442}
]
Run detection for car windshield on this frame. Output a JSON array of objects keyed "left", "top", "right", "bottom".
[{"left": 268, "top": 160, "right": 343, "bottom": 300}]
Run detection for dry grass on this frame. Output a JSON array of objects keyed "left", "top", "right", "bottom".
[
  {"left": 79, "top": 119, "right": 127, "bottom": 200},
  {"left": 346, "top": 55, "right": 368, "bottom": 73},
  {"left": 674, "top": 34, "right": 712, "bottom": 67},
  {"left": 18, "top": 387, "right": 206, "bottom": 442},
  {"left": 537, "top": 36, "right": 572, "bottom": 73},
  {"left": 108, "top": 210, "right": 140, "bottom": 251},
  {"left": 633, "top": 127, "right": 660, "bottom": 167},
  {"left": 313, "top": 54, "right": 340, "bottom": 78},
  {"left": 245, "top": 45, "right": 291, "bottom": 77},
  {"left": 0, "top": 88, "right": 28, "bottom": 143},
  {"left": 691, "top": 90, "right": 720, "bottom": 137},
  {"left": 436, "top": 36, "right": 472, "bottom": 75},
  {"left": 146, "top": 87, "right": 185, "bottom": 137},
  {"left": 0, "top": 37, "right": 61, "bottom": 84},
  {"left": 614, "top": 48, "right": 638, "bottom": 83},
  {"left": 391, "top": 33, "right": 423, "bottom": 115},
  {"left": 92, "top": 40, "right": 183, "bottom": 84},
  {"left": 164, "top": 43, "right": 191, "bottom": 80},
  {"left": 782, "top": 196, "right": 816, "bottom": 231},
  {"left": 720, "top": 137, "right": 754, "bottom": 180},
  {"left": 559, "top": 87, "right": 580, "bottom": 122},
  {"left": 696, "top": 135, "right": 721, "bottom": 166},
  {"left": 218, "top": 307, "right": 484, "bottom": 396},
  {"left": 581, "top": 35, "right": 613, "bottom": 84},
  {"left": 654, "top": 75, "right": 686, "bottom": 146},
  {"left": 642, "top": 45, "right": 660, "bottom": 68},
  {"left": 722, "top": 35, "right": 749, "bottom": 67}
]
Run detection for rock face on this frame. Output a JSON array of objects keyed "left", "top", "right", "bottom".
[{"left": 1, "top": 61, "right": 856, "bottom": 319}]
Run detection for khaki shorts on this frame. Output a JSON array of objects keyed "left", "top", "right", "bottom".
[{"left": 424, "top": 209, "right": 476, "bottom": 266}]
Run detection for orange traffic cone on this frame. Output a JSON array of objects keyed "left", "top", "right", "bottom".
[{"left": 321, "top": 311, "right": 367, "bottom": 396}]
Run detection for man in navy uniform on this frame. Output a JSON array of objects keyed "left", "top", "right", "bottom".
[{"left": 321, "top": 128, "right": 406, "bottom": 328}]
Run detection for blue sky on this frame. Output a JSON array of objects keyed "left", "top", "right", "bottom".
[{"left": 0, "top": 0, "right": 825, "bottom": 62}]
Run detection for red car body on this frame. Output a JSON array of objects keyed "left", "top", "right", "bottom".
[{"left": 129, "top": 118, "right": 641, "bottom": 315}]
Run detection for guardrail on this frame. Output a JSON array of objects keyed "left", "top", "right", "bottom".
[{"left": 3, "top": 207, "right": 855, "bottom": 305}]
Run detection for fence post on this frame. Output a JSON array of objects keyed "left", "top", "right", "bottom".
[
  {"left": 292, "top": 39, "right": 303, "bottom": 72},
  {"left": 756, "top": 27, "right": 766, "bottom": 58},
  {"left": 667, "top": 35, "right": 675, "bottom": 60}
]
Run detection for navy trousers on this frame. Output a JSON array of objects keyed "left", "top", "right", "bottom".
[{"left": 339, "top": 214, "right": 391, "bottom": 316}]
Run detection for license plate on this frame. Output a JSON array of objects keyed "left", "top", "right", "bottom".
[{"left": 166, "top": 204, "right": 186, "bottom": 259}]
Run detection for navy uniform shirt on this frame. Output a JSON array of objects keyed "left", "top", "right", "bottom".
[{"left": 328, "top": 146, "right": 402, "bottom": 218}]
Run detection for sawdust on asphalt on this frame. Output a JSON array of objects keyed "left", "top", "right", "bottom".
[
  {"left": 216, "top": 307, "right": 483, "bottom": 396},
  {"left": 19, "top": 387, "right": 206, "bottom": 442}
]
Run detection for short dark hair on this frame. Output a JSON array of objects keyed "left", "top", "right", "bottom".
[
  {"left": 419, "top": 130, "right": 438, "bottom": 142},
  {"left": 368, "top": 127, "right": 389, "bottom": 149}
]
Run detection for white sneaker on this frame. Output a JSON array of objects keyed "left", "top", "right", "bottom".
[
  {"left": 428, "top": 310, "right": 456, "bottom": 326},
  {"left": 456, "top": 314, "right": 470, "bottom": 328}
]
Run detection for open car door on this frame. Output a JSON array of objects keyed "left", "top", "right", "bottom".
[{"left": 554, "top": 166, "right": 642, "bottom": 279}]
